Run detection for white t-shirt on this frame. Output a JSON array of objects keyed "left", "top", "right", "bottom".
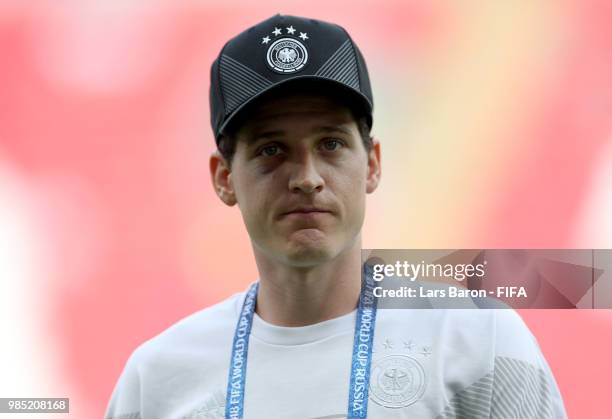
[{"left": 105, "top": 286, "right": 567, "bottom": 418}]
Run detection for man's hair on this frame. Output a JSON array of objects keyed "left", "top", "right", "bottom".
[{"left": 217, "top": 82, "right": 373, "bottom": 168}]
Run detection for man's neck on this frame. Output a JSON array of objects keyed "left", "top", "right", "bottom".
[{"left": 253, "top": 239, "right": 362, "bottom": 327}]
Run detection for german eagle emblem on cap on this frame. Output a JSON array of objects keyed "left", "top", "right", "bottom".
[{"left": 261, "top": 25, "right": 309, "bottom": 74}]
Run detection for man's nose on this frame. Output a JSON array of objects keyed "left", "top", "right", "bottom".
[{"left": 288, "top": 154, "right": 324, "bottom": 193}]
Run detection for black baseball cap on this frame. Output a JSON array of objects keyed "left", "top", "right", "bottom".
[{"left": 209, "top": 14, "right": 374, "bottom": 144}]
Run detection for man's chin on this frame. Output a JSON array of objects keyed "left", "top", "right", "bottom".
[{"left": 280, "top": 230, "right": 335, "bottom": 266}]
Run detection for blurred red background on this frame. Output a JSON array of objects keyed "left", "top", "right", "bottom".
[{"left": 1, "top": 1, "right": 611, "bottom": 417}]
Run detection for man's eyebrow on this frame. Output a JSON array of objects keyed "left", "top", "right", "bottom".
[
  {"left": 246, "top": 130, "right": 286, "bottom": 145},
  {"left": 246, "top": 125, "right": 353, "bottom": 144},
  {"left": 316, "top": 125, "right": 353, "bottom": 136}
]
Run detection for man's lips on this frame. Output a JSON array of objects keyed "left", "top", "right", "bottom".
[{"left": 280, "top": 207, "right": 333, "bottom": 217}]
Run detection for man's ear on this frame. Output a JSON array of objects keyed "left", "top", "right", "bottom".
[
  {"left": 366, "top": 138, "right": 381, "bottom": 194},
  {"left": 210, "top": 150, "right": 237, "bottom": 206}
]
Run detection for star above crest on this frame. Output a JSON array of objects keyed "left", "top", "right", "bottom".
[
  {"left": 383, "top": 339, "right": 393, "bottom": 350},
  {"left": 403, "top": 340, "right": 416, "bottom": 351},
  {"left": 261, "top": 25, "right": 309, "bottom": 46}
]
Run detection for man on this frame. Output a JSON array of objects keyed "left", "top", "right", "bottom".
[{"left": 105, "top": 14, "right": 567, "bottom": 418}]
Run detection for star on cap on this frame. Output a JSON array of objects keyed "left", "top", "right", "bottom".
[
  {"left": 272, "top": 27, "right": 282, "bottom": 36},
  {"left": 262, "top": 36, "right": 271, "bottom": 45},
  {"left": 286, "top": 25, "right": 296, "bottom": 35},
  {"left": 299, "top": 32, "right": 308, "bottom": 40}
]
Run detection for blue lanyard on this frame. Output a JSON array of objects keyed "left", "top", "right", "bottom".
[{"left": 224, "top": 266, "right": 378, "bottom": 419}]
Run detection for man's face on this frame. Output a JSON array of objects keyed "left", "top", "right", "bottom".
[{"left": 212, "top": 92, "right": 381, "bottom": 267}]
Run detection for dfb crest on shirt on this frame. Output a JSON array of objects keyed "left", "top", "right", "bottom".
[
  {"left": 266, "top": 38, "right": 308, "bottom": 73},
  {"left": 369, "top": 355, "right": 427, "bottom": 408}
]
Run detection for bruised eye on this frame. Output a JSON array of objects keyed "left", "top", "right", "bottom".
[{"left": 322, "top": 139, "right": 343, "bottom": 151}]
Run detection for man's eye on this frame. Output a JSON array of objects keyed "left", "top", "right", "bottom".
[
  {"left": 322, "top": 139, "right": 343, "bottom": 151},
  {"left": 259, "top": 144, "right": 281, "bottom": 157}
]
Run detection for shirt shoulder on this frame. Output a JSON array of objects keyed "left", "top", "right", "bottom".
[
  {"left": 493, "top": 309, "right": 540, "bottom": 360},
  {"left": 490, "top": 309, "right": 568, "bottom": 419},
  {"left": 419, "top": 309, "right": 567, "bottom": 419},
  {"left": 104, "top": 290, "right": 246, "bottom": 419},
  {"left": 139, "top": 290, "right": 244, "bottom": 356}
]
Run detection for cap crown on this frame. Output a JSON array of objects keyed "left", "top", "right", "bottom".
[{"left": 209, "top": 14, "right": 373, "bottom": 143}]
